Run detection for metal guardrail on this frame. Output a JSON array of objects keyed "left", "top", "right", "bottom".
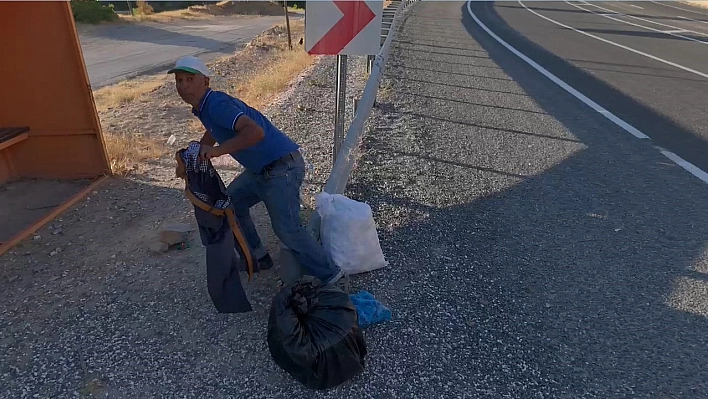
[{"left": 306, "top": 0, "right": 415, "bottom": 239}]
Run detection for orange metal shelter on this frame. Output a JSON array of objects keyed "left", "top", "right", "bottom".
[{"left": 0, "top": 1, "right": 111, "bottom": 255}]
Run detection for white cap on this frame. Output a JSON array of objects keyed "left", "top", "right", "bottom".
[{"left": 167, "top": 56, "right": 210, "bottom": 77}]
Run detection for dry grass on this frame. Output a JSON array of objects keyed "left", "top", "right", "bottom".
[
  {"left": 378, "top": 81, "right": 394, "bottom": 101},
  {"left": 103, "top": 133, "right": 165, "bottom": 176},
  {"left": 92, "top": 75, "right": 168, "bottom": 175},
  {"left": 236, "top": 50, "right": 313, "bottom": 109},
  {"left": 92, "top": 77, "right": 166, "bottom": 112},
  {"left": 118, "top": 0, "right": 302, "bottom": 23},
  {"left": 229, "top": 20, "right": 313, "bottom": 109},
  {"left": 118, "top": 9, "right": 211, "bottom": 22}
]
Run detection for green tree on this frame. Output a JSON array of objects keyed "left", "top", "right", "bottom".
[{"left": 70, "top": 0, "right": 119, "bottom": 24}]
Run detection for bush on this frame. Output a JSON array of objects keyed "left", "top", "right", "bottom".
[
  {"left": 71, "top": 0, "right": 118, "bottom": 24},
  {"left": 284, "top": 1, "right": 306, "bottom": 9}
]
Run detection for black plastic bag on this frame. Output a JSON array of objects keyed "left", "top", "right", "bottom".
[{"left": 267, "top": 275, "right": 367, "bottom": 390}]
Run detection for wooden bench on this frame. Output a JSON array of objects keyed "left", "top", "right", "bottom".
[{"left": 0, "top": 126, "right": 30, "bottom": 151}]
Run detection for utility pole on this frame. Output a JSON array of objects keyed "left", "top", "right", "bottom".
[{"left": 283, "top": 1, "right": 292, "bottom": 50}]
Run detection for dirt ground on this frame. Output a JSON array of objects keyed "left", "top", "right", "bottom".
[
  {"left": 113, "top": 0, "right": 302, "bottom": 24},
  {"left": 0, "top": 0, "right": 403, "bottom": 393},
  {"left": 1, "top": 23, "right": 316, "bottom": 282}
]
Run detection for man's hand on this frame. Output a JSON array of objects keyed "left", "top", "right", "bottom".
[
  {"left": 198, "top": 144, "right": 224, "bottom": 161},
  {"left": 199, "top": 130, "right": 216, "bottom": 146}
]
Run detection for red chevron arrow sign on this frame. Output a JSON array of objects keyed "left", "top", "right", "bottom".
[{"left": 305, "top": 0, "right": 383, "bottom": 55}]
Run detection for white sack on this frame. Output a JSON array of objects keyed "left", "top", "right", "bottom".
[{"left": 315, "top": 192, "right": 388, "bottom": 275}]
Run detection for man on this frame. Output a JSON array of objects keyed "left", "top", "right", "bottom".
[{"left": 168, "top": 55, "right": 346, "bottom": 289}]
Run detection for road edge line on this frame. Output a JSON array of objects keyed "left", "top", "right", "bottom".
[
  {"left": 464, "top": 1, "right": 648, "bottom": 139},
  {"left": 658, "top": 147, "right": 708, "bottom": 184},
  {"left": 465, "top": 0, "right": 708, "bottom": 186},
  {"left": 516, "top": 0, "right": 708, "bottom": 79}
]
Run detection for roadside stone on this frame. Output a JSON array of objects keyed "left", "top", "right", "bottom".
[
  {"left": 159, "top": 222, "right": 191, "bottom": 245},
  {"left": 149, "top": 241, "right": 169, "bottom": 254}
]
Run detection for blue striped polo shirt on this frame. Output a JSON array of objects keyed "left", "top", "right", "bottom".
[{"left": 192, "top": 88, "right": 299, "bottom": 172}]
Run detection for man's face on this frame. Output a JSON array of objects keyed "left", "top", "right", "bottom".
[{"left": 174, "top": 71, "right": 209, "bottom": 105}]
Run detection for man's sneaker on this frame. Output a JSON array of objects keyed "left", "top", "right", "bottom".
[{"left": 258, "top": 253, "right": 274, "bottom": 271}]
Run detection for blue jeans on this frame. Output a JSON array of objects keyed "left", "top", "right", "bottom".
[{"left": 226, "top": 152, "right": 342, "bottom": 284}]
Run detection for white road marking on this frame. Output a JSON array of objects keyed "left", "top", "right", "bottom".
[
  {"left": 464, "top": 1, "right": 649, "bottom": 139},
  {"left": 676, "top": 15, "right": 708, "bottom": 25},
  {"left": 517, "top": 1, "right": 708, "bottom": 79},
  {"left": 464, "top": 0, "right": 708, "bottom": 185},
  {"left": 564, "top": 1, "right": 708, "bottom": 45},
  {"left": 658, "top": 148, "right": 708, "bottom": 184},
  {"left": 578, "top": 0, "right": 708, "bottom": 36},
  {"left": 629, "top": 5, "right": 644, "bottom": 10}
]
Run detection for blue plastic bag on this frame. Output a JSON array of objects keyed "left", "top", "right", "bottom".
[{"left": 349, "top": 291, "right": 392, "bottom": 329}]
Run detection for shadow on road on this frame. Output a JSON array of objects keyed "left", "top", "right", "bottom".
[
  {"left": 88, "top": 22, "right": 232, "bottom": 50},
  {"left": 402, "top": 64, "right": 516, "bottom": 81},
  {"left": 397, "top": 45, "right": 493, "bottom": 60},
  {"left": 398, "top": 109, "right": 580, "bottom": 143},
  {"left": 396, "top": 75, "right": 527, "bottom": 95},
  {"left": 351, "top": 128, "right": 708, "bottom": 395},
  {"left": 582, "top": 27, "right": 708, "bottom": 42},
  {"left": 396, "top": 90, "right": 550, "bottom": 115}
]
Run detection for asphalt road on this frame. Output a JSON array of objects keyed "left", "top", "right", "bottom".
[
  {"left": 341, "top": 1, "right": 708, "bottom": 397},
  {"left": 468, "top": 0, "right": 708, "bottom": 174},
  {"left": 77, "top": 15, "right": 290, "bottom": 88}
]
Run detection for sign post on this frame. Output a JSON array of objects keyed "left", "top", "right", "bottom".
[
  {"left": 334, "top": 55, "right": 347, "bottom": 160},
  {"left": 305, "top": 0, "right": 383, "bottom": 163}
]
